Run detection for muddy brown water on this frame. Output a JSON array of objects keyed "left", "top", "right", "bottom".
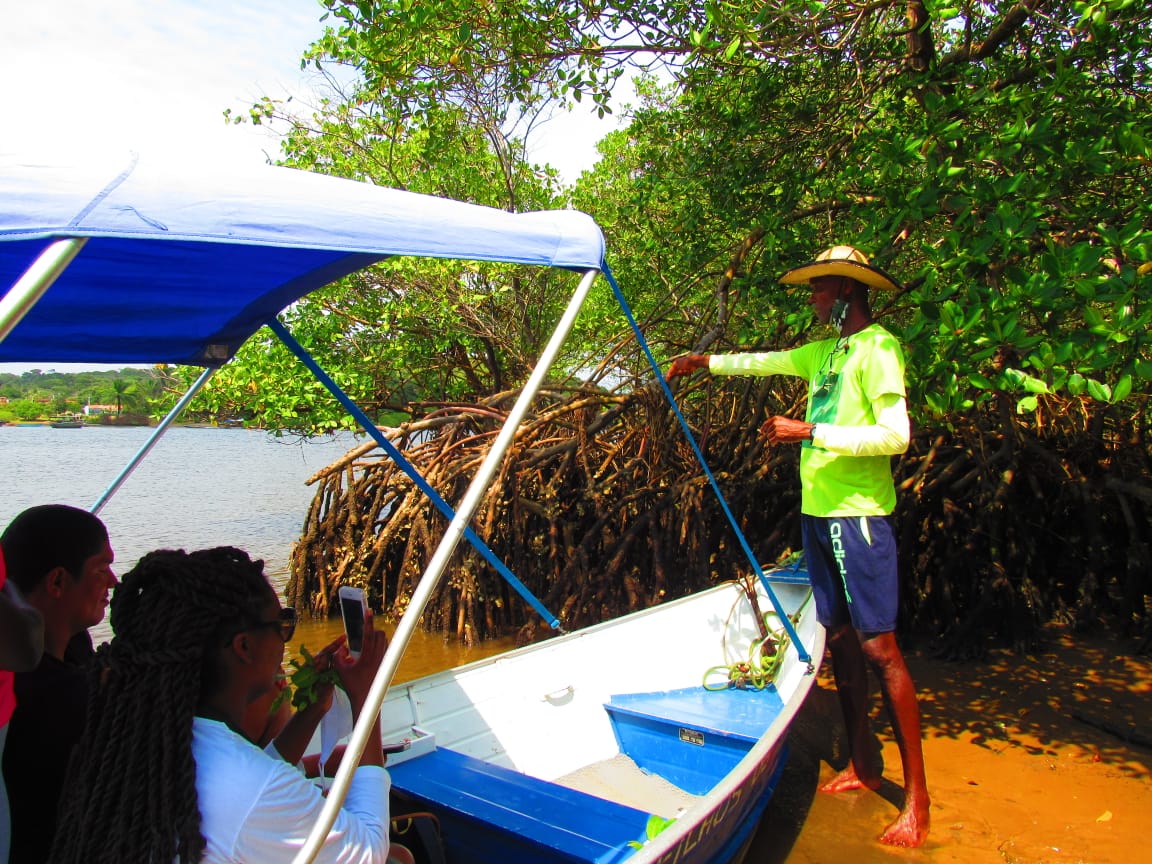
[{"left": 293, "top": 618, "right": 1150, "bottom": 864}]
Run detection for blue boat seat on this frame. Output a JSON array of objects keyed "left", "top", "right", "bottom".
[
  {"left": 387, "top": 746, "right": 650, "bottom": 864},
  {"left": 604, "top": 686, "right": 785, "bottom": 795}
]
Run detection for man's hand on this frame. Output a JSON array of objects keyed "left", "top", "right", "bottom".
[
  {"left": 761, "top": 415, "right": 815, "bottom": 445},
  {"left": 665, "top": 354, "right": 710, "bottom": 381}
]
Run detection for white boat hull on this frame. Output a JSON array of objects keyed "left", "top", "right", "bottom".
[{"left": 373, "top": 576, "right": 823, "bottom": 864}]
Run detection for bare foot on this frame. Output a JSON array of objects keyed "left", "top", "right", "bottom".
[
  {"left": 819, "top": 765, "right": 881, "bottom": 794},
  {"left": 879, "top": 798, "right": 930, "bottom": 847}
]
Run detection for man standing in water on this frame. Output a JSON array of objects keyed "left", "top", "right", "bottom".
[{"left": 665, "top": 245, "right": 929, "bottom": 847}]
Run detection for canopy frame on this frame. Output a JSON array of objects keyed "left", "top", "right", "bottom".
[
  {"left": 291, "top": 266, "right": 600, "bottom": 862},
  {"left": 0, "top": 154, "right": 809, "bottom": 864}
]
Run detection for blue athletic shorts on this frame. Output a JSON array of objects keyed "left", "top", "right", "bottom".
[{"left": 801, "top": 514, "right": 899, "bottom": 635}]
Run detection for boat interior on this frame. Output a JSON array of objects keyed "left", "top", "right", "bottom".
[{"left": 365, "top": 578, "right": 817, "bottom": 864}]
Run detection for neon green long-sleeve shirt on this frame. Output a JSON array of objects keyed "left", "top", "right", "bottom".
[{"left": 708, "top": 323, "right": 908, "bottom": 517}]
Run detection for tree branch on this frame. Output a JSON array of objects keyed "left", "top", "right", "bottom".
[
  {"left": 695, "top": 226, "right": 765, "bottom": 354},
  {"left": 940, "top": 1, "right": 1046, "bottom": 69}
]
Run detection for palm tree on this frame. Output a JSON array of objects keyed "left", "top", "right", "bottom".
[{"left": 110, "top": 379, "right": 137, "bottom": 417}]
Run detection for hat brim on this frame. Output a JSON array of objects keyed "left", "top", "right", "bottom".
[{"left": 780, "top": 260, "right": 902, "bottom": 291}]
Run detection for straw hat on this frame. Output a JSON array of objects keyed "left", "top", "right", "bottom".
[{"left": 780, "top": 245, "right": 902, "bottom": 291}]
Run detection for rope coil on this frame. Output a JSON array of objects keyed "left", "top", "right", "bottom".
[
  {"left": 702, "top": 564, "right": 803, "bottom": 691},
  {"left": 703, "top": 624, "right": 791, "bottom": 691}
]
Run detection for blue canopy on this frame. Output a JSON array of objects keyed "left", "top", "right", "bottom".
[{"left": 0, "top": 152, "right": 606, "bottom": 366}]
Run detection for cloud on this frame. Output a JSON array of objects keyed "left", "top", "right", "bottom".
[
  {"left": 2, "top": 0, "right": 618, "bottom": 178},
  {"left": 1, "top": 0, "right": 328, "bottom": 165}
]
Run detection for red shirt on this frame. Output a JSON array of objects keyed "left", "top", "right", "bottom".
[{"left": 1, "top": 555, "right": 16, "bottom": 727}]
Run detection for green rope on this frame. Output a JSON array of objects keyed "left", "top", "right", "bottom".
[{"left": 702, "top": 615, "right": 793, "bottom": 691}]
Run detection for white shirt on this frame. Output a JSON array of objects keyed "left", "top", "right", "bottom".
[{"left": 192, "top": 716, "right": 391, "bottom": 863}]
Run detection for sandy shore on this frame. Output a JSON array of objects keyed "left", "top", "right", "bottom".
[{"left": 746, "top": 623, "right": 1151, "bottom": 864}]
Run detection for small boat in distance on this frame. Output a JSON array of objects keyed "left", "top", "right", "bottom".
[{"left": 49, "top": 412, "right": 84, "bottom": 428}]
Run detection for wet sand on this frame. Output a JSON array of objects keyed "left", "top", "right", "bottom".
[{"left": 746, "top": 624, "right": 1151, "bottom": 864}]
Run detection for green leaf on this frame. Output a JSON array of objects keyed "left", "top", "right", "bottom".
[
  {"left": 1111, "top": 374, "right": 1132, "bottom": 402},
  {"left": 1002, "top": 368, "right": 1049, "bottom": 394},
  {"left": 1085, "top": 378, "right": 1112, "bottom": 402}
]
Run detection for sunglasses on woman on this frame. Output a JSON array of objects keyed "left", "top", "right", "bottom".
[{"left": 247, "top": 607, "right": 297, "bottom": 643}]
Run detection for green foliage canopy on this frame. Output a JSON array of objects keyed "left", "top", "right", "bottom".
[
  {"left": 263, "top": 0, "right": 1152, "bottom": 639},
  {"left": 288, "top": 1, "right": 1152, "bottom": 422},
  {"left": 0, "top": 369, "right": 163, "bottom": 422}
]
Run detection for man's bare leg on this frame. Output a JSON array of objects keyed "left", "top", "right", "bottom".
[
  {"left": 860, "top": 631, "right": 930, "bottom": 847},
  {"left": 821, "top": 625, "right": 882, "bottom": 793}
]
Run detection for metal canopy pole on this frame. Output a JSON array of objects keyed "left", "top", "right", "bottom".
[
  {"left": 290, "top": 267, "right": 601, "bottom": 864},
  {"left": 0, "top": 238, "right": 87, "bottom": 345},
  {"left": 267, "top": 318, "right": 560, "bottom": 630},
  {"left": 90, "top": 367, "right": 217, "bottom": 515}
]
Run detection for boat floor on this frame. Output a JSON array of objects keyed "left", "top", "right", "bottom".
[{"left": 552, "top": 753, "right": 699, "bottom": 818}]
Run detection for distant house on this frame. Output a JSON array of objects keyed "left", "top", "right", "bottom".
[{"left": 83, "top": 403, "right": 119, "bottom": 416}]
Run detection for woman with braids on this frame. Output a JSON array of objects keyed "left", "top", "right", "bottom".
[{"left": 50, "top": 546, "right": 394, "bottom": 864}]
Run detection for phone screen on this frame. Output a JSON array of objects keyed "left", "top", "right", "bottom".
[{"left": 341, "top": 595, "right": 365, "bottom": 654}]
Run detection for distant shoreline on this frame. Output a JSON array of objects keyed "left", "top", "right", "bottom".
[{"left": 2, "top": 420, "right": 259, "bottom": 429}]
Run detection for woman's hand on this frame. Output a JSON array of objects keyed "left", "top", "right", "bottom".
[
  {"left": 302, "top": 635, "right": 344, "bottom": 716},
  {"left": 332, "top": 610, "right": 389, "bottom": 768},
  {"left": 333, "top": 610, "right": 388, "bottom": 714}
]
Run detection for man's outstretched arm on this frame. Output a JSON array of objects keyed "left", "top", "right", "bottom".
[{"left": 665, "top": 354, "right": 711, "bottom": 381}]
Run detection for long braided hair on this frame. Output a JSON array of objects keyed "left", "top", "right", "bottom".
[{"left": 50, "top": 547, "right": 276, "bottom": 864}]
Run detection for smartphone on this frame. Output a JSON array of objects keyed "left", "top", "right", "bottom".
[{"left": 337, "top": 586, "right": 367, "bottom": 658}]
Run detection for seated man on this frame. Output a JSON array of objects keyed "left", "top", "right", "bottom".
[
  {"left": 2, "top": 546, "right": 45, "bottom": 864},
  {"left": 0, "top": 505, "right": 116, "bottom": 864}
]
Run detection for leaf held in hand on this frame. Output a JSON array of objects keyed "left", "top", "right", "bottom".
[{"left": 273, "top": 644, "right": 341, "bottom": 711}]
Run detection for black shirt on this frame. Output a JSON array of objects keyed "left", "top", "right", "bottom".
[{"left": 2, "top": 652, "right": 88, "bottom": 864}]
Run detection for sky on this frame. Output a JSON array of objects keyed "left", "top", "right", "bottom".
[
  {"left": 1, "top": 0, "right": 617, "bottom": 174},
  {"left": 0, "top": 0, "right": 625, "bottom": 374}
]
